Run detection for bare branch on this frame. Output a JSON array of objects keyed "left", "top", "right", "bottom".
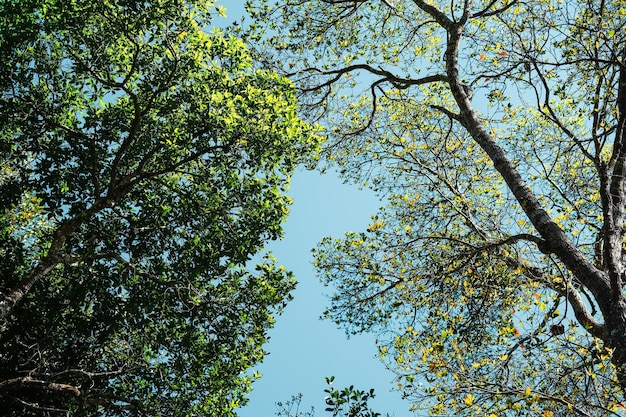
[
  {"left": 292, "top": 64, "right": 448, "bottom": 92},
  {"left": 471, "top": 0, "right": 518, "bottom": 19}
]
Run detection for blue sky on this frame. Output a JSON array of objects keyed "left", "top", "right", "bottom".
[
  {"left": 237, "top": 168, "right": 410, "bottom": 417},
  {"left": 214, "top": 3, "right": 413, "bottom": 416}
]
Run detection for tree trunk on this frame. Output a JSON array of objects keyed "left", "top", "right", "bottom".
[
  {"left": 601, "top": 298, "right": 626, "bottom": 393},
  {"left": 605, "top": 50, "right": 626, "bottom": 393}
]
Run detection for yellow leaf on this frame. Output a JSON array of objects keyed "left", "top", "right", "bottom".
[
  {"left": 463, "top": 394, "right": 474, "bottom": 406},
  {"left": 525, "top": 387, "right": 532, "bottom": 396},
  {"left": 514, "top": 5, "right": 520, "bottom": 14}
]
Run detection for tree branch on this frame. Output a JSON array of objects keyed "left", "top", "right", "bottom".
[
  {"left": 292, "top": 64, "right": 447, "bottom": 92},
  {"left": 0, "top": 376, "right": 81, "bottom": 397},
  {"left": 0, "top": 192, "right": 118, "bottom": 320},
  {"left": 439, "top": 14, "right": 610, "bottom": 309},
  {"left": 501, "top": 256, "right": 606, "bottom": 339}
]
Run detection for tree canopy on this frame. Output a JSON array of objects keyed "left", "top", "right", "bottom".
[
  {"left": 0, "top": 0, "right": 319, "bottom": 415},
  {"left": 244, "top": 0, "right": 626, "bottom": 415}
]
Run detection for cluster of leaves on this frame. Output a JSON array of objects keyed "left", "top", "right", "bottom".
[
  {"left": 0, "top": 0, "right": 320, "bottom": 416},
  {"left": 322, "top": 376, "right": 382, "bottom": 417},
  {"left": 275, "top": 377, "right": 389, "bottom": 417},
  {"left": 243, "top": 0, "right": 626, "bottom": 415}
]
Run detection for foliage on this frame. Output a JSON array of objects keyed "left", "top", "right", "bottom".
[
  {"left": 275, "top": 377, "right": 389, "bottom": 417},
  {"left": 0, "top": 0, "right": 320, "bottom": 416},
  {"left": 243, "top": 0, "right": 626, "bottom": 415},
  {"left": 322, "top": 377, "right": 383, "bottom": 417}
]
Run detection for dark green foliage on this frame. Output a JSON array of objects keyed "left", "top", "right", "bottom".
[
  {"left": 0, "top": 0, "right": 320, "bottom": 415},
  {"left": 323, "top": 377, "right": 382, "bottom": 417},
  {"left": 275, "top": 377, "right": 389, "bottom": 417}
]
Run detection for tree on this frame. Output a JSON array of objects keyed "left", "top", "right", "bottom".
[
  {"left": 0, "top": 1, "right": 319, "bottom": 415},
  {"left": 245, "top": 0, "right": 626, "bottom": 415}
]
